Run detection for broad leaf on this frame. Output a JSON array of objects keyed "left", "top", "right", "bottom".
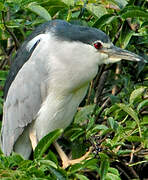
[
  {"left": 86, "top": 4, "right": 107, "bottom": 18},
  {"left": 114, "top": 0, "right": 127, "bottom": 9},
  {"left": 27, "top": 2, "right": 51, "bottom": 21},
  {"left": 74, "top": 105, "right": 95, "bottom": 124},
  {"left": 100, "top": 158, "right": 109, "bottom": 180},
  {"left": 75, "top": 174, "right": 89, "bottom": 180},
  {"left": 121, "top": 10, "right": 148, "bottom": 19},
  {"left": 119, "top": 22, "right": 135, "bottom": 49},
  {"left": 106, "top": 172, "right": 121, "bottom": 180},
  {"left": 61, "top": 0, "right": 74, "bottom": 6},
  {"left": 127, "top": 136, "right": 143, "bottom": 142},
  {"left": 130, "top": 87, "right": 147, "bottom": 104},
  {"left": 34, "top": 129, "right": 63, "bottom": 159},
  {"left": 93, "top": 14, "right": 117, "bottom": 28},
  {"left": 137, "top": 99, "right": 148, "bottom": 112},
  {"left": 108, "top": 167, "right": 120, "bottom": 176},
  {"left": 116, "top": 103, "right": 141, "bottom": 136}
]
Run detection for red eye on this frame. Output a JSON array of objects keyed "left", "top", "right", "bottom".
[{"left": 94, "top": 42, "right": 103, "bottom": 49}]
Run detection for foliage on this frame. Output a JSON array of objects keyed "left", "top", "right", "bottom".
[{"left": 0, "top": 0, "right": 148, "bottom": 179}]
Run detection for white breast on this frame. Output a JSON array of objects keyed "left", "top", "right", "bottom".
[{"left": 32, "top": 85, "right": 88, "bottom": 141}]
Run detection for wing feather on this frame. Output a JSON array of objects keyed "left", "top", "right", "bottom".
[{"left": 1, "top": 34, "right": 50, "bottom": 155}]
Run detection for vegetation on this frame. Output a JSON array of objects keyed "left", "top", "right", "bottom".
[{"left": 0, "top": 0, "right": 148, "bottom": 179}]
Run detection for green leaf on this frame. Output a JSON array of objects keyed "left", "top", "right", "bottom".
[
  {"left": 121, "top": 10, "right": 148, "bottom": 19},
  {"left": 75, "top": 174, "right": 89, "bottom": 180},
  {"left": 18, "top": 160, "right": 32, "bottom": 170},
  {"left": 117, "top": 149, "right": 132, "bottom": 155},
  {"left": 106, "top": 172, "right": 121, "bottom": 180},
  {"left": 0, "top": 71, "right": 8, "bottom": 80},
  {"left": 86, "top": 124, "right": 109, "bottom": 138},
  {"left": 127, "top": 136, "right": 143, "bottom": 142},
  {"left": 74, "top": 105, "right": 95, "bottom": 124},
  {"left": 119, "top": 22, "right": 135, "bottom": 49},
  {"left": 91, "top": 124, "right": 108, "bottom": 132},
  {"left": 70, "top": 130, "right": 85, "bottom": 142},
  {"left": 69, "top": 163, "right": 83, "bottom": 174},
  {"left": 64, "top": 127, "right": 83, "bottom": 137},
  {"left": 0, "top": 2, "right": 5, "bottom": 11},
  {"left": 34, "top": 129, "right": 63, "bottom": 159},
  {"left": 107, "top": 117, "right": 119, "bottom": 130},
  {"left": 27, "top": 166, "right": 45, "bottom": 177},
  {"left": 143, "top": 115, "right": 148, "bottom": 122},
  {"left": 86, "top": 116, "right": 95, "bottom": 131},
  {"left": 141, "top": 21, "right": 148, "bottom": 28},
  {"left": 105, "top": 104, "right": 119, "bottom": 116},
  {"left": 83, "top": 158, "right": 98, "bottom": 168},
  {"left": 9, "top": 153, "right": 24, "bottom": 163},
  {"left": 86, "top": 4, "right": 107, "bottom": 18},
  {"left": 31, "top": 178, "right": 51, "bottom": 180},
  {"left": 5, "top": 153, "right": 24, "bottom": 168},
  {"left": 116, "top": 103, "right": 141, "bottom": 136},
  {"left": 137, "top": 99, "right": 148, "bottom": 112},
  {"left": 113, "top": 0, "right": 127, "bottom": 9},
  {"left": 93, "top": 14, "right": 117, "bottom": 28},
  {"left": 129, "top": 87, "right": 147, "bottom": 104},
  {"left": 46, "top": 150, "right": 58, "bottom": 165},
  {"left": 100, "top": 158, "right": 109, "bottom": 180},
  {"left": 99, "top": 152, "right": 109, "bottom": 160},
  {"left": 120, "top": 6, "right": 146, "bottom": 14},
  {"left": 71, "top": 141, "right": 86, "bottom": 159},
  {"left": 61, "top": 0, "right": 74, "bottom": 6},
  {"left": 38, "top": 159, "right": 57, "bottom": 168},
  {"left": 27, "top": 2, "right": 51, "bottom": 21},
  {"left": 108, "top": 167, "right": 120, "bottom": 176}
]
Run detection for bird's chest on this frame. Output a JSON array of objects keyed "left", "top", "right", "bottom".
[{"left": 34, "top": 85, "right": 88, "bottom": 140}]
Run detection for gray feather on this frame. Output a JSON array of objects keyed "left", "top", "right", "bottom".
[{"left": 1, "top": 38, "right": 49, "bottom": 155}]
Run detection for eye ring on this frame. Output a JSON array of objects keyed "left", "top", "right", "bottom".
[{"left": 93, "top": 41, "right": 103, "bottom": 50}]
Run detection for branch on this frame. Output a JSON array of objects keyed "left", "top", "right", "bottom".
[{"left": 2, "top": 11, "right": 20, "bottom": 49}]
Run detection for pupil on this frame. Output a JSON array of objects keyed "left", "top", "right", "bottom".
[{"left": 94, "top": 42, "right": 103, "bottom": 49}]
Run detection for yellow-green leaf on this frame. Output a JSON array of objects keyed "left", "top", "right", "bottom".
[
  {"left": 86, "top": 4, "right": 107, "bottom": 18},
  {"left": 130, "top": 87, "right": 147, "bottom": 104},
  {"left": 117, "top": 103, "right": 141, "bottom": 137},
  {"left": 27, "top": 2, "right": 51, "bottom": 21}
]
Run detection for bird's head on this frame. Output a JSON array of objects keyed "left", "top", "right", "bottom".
[
  {"left": 26, "top": 20, "right": 144, "bottom": 67},
  {"left": 24, "top": 20, "right": 145, "bottom": 91},
  {"left": 46, "top": 20, "right": 144, "bottom": 65}
]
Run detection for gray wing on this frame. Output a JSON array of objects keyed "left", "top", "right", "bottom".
[{"left": 1, "top": 34, "right": 50, "bottom": 155}]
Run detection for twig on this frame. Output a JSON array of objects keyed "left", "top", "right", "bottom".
[
  {"left": 129, "top": 144, "right": 134, "bottom": 164},
  {"left": 0, "top": 44, "right": 15, "bottom": 69},
  {"left": 96, "top": 85, "right": 123, "bottom": 118},
  {"left": 116, "top": 165, "right": 131, "bottom": 180},
  {"left": 93, "top": 65, "right": 106, "bottom": 88},
  {"left": 121, "top": 160, "right": 139, "bottom": 179},
  {"left": 78, "top": 0, "right": 88, "bottom": 19},
  {"left": 2, "top": 11, "right": 20, "bottom": 49},
  {"left": 86, "top": 81, "right": 93, "bottom": 105},
  {"left": 94, "top": 71, "right": 109, "bottom": 104},
  {"left": 128, "top": 166, "right": 139, "bottom": 179},
  {"left": 127, "top": 18, "right": 139, "bottom": 32},
  {"left": 0, "top": 44, "right": 9, "bottom": 69},
  {"left": 95, "top": 63, "right": 121, "bottom": 118},
  {"left": 105, "top": 4, "right": 120, "bottom": 11},
  {"left": 112, "top": 63, "right": 121, "bottom": 95}
]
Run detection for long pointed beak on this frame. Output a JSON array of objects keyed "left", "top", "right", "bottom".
[{"left": 106, "top": 45, "right": 144, "bottom": 62}]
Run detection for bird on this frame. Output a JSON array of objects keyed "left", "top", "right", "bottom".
[{"left": 1, "top": 20, "right": 144, "bottom": 167}]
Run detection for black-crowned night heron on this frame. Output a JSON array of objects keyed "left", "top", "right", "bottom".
[{"left": 1, "top": 20, "right": 144, "bottom": 167}]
